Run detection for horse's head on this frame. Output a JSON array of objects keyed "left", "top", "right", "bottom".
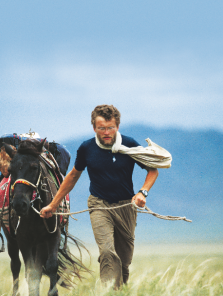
[{"left": 4, "top": 139, "right": 46, "bottom": 216}]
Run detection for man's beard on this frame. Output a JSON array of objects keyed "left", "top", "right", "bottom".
[{"left": 97, "top": 133, "right": 117, "bottom": 147}]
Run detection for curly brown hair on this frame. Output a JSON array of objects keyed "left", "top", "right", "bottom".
[{"left": 91, "top": 105, "right": 121, "bottom": 127}]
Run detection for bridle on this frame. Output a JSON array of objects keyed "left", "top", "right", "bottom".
[
  {"left": 10, "top": 163, "right": 58, "bottom": 234},
  {"left": 9, "top": 168, "right": 42, "bottom": 234},
  {"left": 11, "top": 171, "right": 42, "bottom": 197}
]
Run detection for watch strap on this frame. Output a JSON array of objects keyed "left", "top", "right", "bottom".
[{"left": 138, "top": 189, "right": 148, "bottom": 197}]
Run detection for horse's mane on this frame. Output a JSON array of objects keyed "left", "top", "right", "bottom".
[{"left": 17, "top": 139, "right": 46, "bottom": 157}]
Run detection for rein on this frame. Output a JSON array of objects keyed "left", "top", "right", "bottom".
[
  {"left": 33, "top": 200, "right": 192, "bottom": 223},
  {"left": 9, "top": 164, "right": 192, "bottom": 236}
]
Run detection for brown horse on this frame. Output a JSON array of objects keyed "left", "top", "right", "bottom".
[{"left": 1, "top": 140, "right": 89, "bottom": 296}]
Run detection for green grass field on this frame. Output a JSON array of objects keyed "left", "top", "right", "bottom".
[{"left": 0, "top": 244, "right": 223, "bottom": 296}]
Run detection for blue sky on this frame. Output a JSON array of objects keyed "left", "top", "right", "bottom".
[{"left": 1, "top": 0, "right": 223, "bottom": 141}]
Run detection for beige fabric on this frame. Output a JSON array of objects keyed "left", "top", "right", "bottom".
[
  {"left": 95, "top": 131, "right": 172, "bottom": 169},
  {"left": 88, "top": 195, "right": 137, "bottom": 287}
]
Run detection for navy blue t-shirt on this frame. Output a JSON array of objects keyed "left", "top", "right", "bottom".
[{"left": 74, "top": 135, "right": 145, "bottom": 203}]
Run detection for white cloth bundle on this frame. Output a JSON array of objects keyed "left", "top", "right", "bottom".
[{"left": 95, "top": 131, "right": 172, "bottom": 169}]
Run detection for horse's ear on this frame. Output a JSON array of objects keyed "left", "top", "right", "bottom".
[
  {"left": 2, "top": 143, "right": 17, "bottom": 159},
  {"left": 37, "top": 138, "right": 47, "bottom": 153}
]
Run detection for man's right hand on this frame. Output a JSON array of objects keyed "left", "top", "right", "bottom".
[{"left": 40, "top": 205, "right": 56, "bottom": 219}]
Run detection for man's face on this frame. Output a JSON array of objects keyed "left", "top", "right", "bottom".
[{"left": 94, "top": 116, "right": 119, "bottom": 146}]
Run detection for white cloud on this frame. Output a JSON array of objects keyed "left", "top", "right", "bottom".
[{"left": 1, "top": 55, "right": 223, "bottom": 141}]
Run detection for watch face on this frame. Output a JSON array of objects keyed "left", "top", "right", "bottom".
[
  {"left": 143, "top": 190, "right": 148, "bottom": 197},
  {"left": 140, "top": 190, "right": 148, "bottom": 197}
]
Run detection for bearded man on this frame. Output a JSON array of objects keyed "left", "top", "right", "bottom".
[{"left": 40, "top": 104, "right": 159, "bottom": 288}]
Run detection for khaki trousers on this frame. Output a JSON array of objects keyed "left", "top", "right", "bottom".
[{"left": 88, "top": 195, "right": 137, "bottom": 287}]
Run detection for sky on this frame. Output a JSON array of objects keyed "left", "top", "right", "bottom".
[
  {"left": 0, "top": 1, "right": 222, "bottom": 248},
  {"left": 0, "top": 0, "right": 223, "bottom": 142}
]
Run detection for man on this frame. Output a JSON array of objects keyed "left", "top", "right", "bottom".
[{"left": 40, "top": 104, "right": 158, "bottom": 288}]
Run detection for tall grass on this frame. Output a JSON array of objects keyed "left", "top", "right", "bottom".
[{"left": 0, "top": 244, "right": 223, "bottom": 296}]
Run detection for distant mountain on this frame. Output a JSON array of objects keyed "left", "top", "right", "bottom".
[{"left": 63, "top": 125, "right": 223, "bottom": 244}]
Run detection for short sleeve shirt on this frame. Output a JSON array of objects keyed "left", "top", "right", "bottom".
[{"left": 74, "top": 135, "right": 145, "bottom": 203}]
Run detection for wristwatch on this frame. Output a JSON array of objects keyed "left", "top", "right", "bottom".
[{"left": 138, "top": 189, "right": 148, "bottom": 198}]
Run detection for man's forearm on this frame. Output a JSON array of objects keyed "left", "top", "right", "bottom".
[
  {"left": 132, "top": 168, "right": 158, "bottom": 207},
  {"left": 141, "top": 168, "right": 159, "bottom": 192}
]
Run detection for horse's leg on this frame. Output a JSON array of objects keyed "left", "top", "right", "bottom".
[
  {"left": 7, "top": 239, "right": 21, "bottom": 296},
  {"left": 45, "top": 231, "right": 60, "bottom": 296},
  {"left": 33, "top": 243, "right": 48, "bottom": 292},
  {"left": 20, "top": 244, "right": 41, "bottom": 296}
]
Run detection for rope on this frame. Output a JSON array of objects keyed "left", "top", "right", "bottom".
[
  {"left": 143, "top": 206, "right": 192, "bottom": 222},
  {"left": 34, "top": 202, "right": 192, "bottom": 223}
]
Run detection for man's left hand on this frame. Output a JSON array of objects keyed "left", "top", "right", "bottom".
[{"left": 132, "top": 192, "right": 146, "bottom": 208}]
